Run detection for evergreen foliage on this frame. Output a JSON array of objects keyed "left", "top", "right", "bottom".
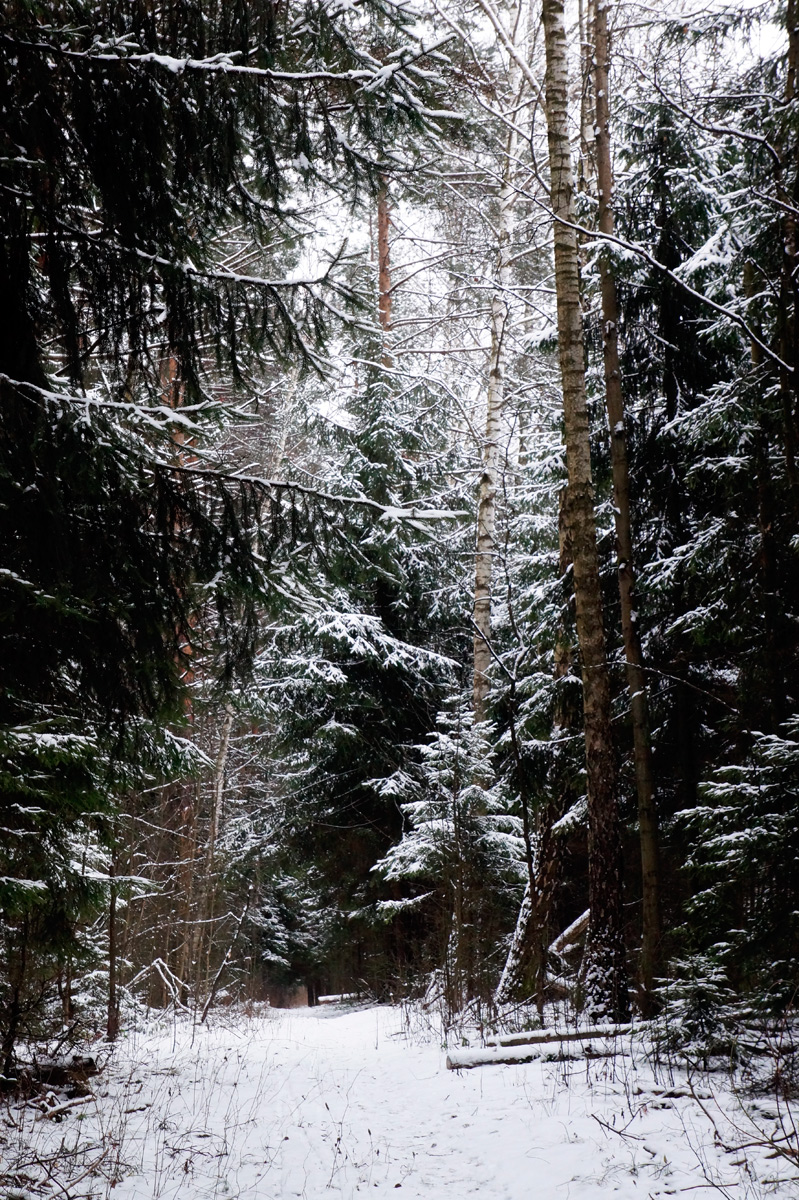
[
  {"left": 238, "top": 358, "right": 469, "bottom": 996},
  {"left": 682, "top": 722, "right": 799, "bottom": 1007},
  {"left": 370, "top": 700, "right": 525, "bottom": 1012},
  {"left": 0, "top": 0, "right": 453, "bottom": 1063},
  {"left": 4, "top": 0, "right": 799, "bottom": 1055}
]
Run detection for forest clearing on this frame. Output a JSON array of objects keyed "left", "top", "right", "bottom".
[{"left": 2, "top": 1000, "right": 795, "bottom": 1200}]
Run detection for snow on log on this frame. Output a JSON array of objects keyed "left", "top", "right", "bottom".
[
  {"left": 447, "top": 1045, "right": 543, "bottom": 1069},
  {"left": 485, "top": 1023, "right": 631, "bottom": 1048},
  {"left": 446, "top": 1037, "right": 627, "bottom": 1070},
  {"left": 447, "top": 1026, "right": 632, "bottom": 1070},
  {"left": 549, "top": 908, "right": 590, "bottom": 956}
]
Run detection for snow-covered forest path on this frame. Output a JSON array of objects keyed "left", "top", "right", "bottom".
[{"left": 14, "top": 1004, "right": 789, "bottom": 1199}]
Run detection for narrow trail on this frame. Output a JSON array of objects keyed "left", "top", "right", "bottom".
[{"left": 13, "top": 1005, "right": 786, "bottom": 1199}]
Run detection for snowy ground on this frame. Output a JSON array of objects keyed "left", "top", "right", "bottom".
[{"left": 1, "top": 1003, "right": 796, "bottom": 1199}]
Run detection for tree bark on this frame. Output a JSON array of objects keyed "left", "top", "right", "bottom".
[
  {"left": 494, "top": 783, "right": 561, "bottom": 1009},
  {"left": 106, "top": 852, "right": 120, "bottom": 1041},
  {"left": 1, "top": 928, "right": 26, "bottom": 1084},
  {"left": 473, "top": 72, "right": 521, "bottom": 722},
  {"left": 207, "top": 705, "right": 234, "bottom": 871},
  {"left": 779, "top": 0, "right": 799, "bottom": 492},
  {"left": 203, "top": 705, "right": 234, "bottom": 996},
  {"left": 592, "top": 0, "right": 660, "bottom": 1009},
  {"left": 540, "top": 0, "right": 627, "bottom": 1020},
  {"left": 377, "top": 184, "right": 393, "bottom": 368},
  {"left": 174, "top": 782, "right": 198, "bottom": 1000}
]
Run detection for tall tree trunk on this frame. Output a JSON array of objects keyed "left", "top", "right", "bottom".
[
  {"left": 473, "top": 73, "right": 521, "bottom": 722},
  {"left": 478, "top": 5, "right": 531, "bottom": 1005},
  {"left": 203, "top": 705, "right": 234, "bottom": 996},
  {"left": 744, "top": 260, "right": 787, "bottom": 731},
  {"left": 174, "top": 782, "right": 198, "bottom": 999},
  {"left": 540, "top": 0, "right": 628, "bottom": 1020},
  {"left": 779, "top": 0, "right": 799, "bottom": 492},
  {"left": 106, "top": 849, "right": 120, "bottom": 1041},
  {"left": 577, "top": 0, "right": 594, "bottom": 195},
  {"left": 377, "top": 184, "right": 393, "bottom": 367},
  {"left": 591, "top": 0, "right": 660, "bottom": 1010},
  {"left": 1, "top": 928, "right": 26, "bottom": 1084}
]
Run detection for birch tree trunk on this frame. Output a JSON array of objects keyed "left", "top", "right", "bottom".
[
  {"left": 540, "top": 0, "right": 627, "bottom": 1020},
  {"left": 473, "top": 64, "right": 522, "bottom": 723},
  {"left": 591, "top": 0, "right": 660, "bottom": 1009}
]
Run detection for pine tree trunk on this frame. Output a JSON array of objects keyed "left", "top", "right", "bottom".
[
  {"left": 377, "top": 184, "right": 393, "bottom": 367},
  {"left": 540, "top": 0, "right": 628, "bottom": 1020},
  {"left": 592, "top": 0, "right": 660, "bottom": 1009}
]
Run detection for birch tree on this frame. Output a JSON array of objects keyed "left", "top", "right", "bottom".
[
  {"left": 473, "top": 10, "right": 527, "bottom": 722},
  {"left": 540, "top": 0, "right": 627, "bottom": 1019}
]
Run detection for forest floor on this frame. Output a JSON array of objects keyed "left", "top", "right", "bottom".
[{"left": 1, "top": 1001, "right": 796, "bottom": 1199}]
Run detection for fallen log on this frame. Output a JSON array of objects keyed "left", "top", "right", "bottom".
[
  {"left": 447, "top": 1045, "right": 543, "bottom": 1070},
  {"left": 549, "top": 909, "right": 589, "bottom": 957},
  {"left": 485, "top": 1023, "right": 631, "bottom": 1049},
  {"left": 446, "top": 1038, "right": 626, "bottom": 1070}
]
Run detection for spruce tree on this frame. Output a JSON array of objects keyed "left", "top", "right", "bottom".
[{"left": 0, "top": 0, "right": 450, "bottom": 1064}]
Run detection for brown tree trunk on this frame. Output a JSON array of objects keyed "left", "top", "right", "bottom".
[
  {"left": 203, "top": 705, "right": 234, "bottom": 996},
  {"left": 1, "top": 929, "right": 26, "bottom": 1084},
  {"left": 592, "top": 0, "right": 660, "bottom": 1010},
  {"left": 106, "top": 850, "right": 120, "bottom": 1041},
  {"left": 541, "top": 0, "right": 627, "bottom": 1020},
  {"left": 777, "top": 0, "right": 799, "bottom": 492},
  {"left": 377, "top": 184, "right": 393, "bottom": 367},
  {"left": 174, "top": 783, "right": 198, "bottom": 999}
]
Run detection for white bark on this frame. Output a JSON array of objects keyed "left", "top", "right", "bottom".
[
  {"left": 541, "top": 0, "right": 627, "bottom": 1020},
  {"left": 473, "top": 3, "right": 526, "bottom": 722},
  {"left": 493, "top": 882, "right": 533, "bottom": 1005}
]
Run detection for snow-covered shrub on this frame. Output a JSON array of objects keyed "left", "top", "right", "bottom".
[{"left": 653, "top": 953, "right": 743, "bottom": 1069}]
